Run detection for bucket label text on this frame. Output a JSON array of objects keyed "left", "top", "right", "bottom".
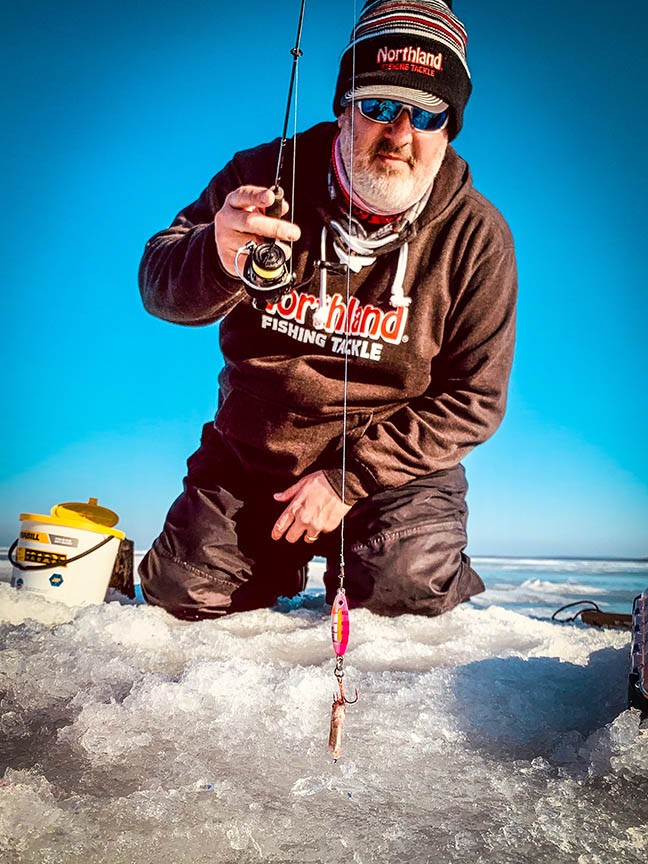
[
  {"left": 16, "top": 547, "right": 68, "bottom": 567},
  {"left": 20, "top": 530, "right": 49, "bottom": 544},
  {"left": 49, "top": 534, "right": 79, "bottom": 548}
]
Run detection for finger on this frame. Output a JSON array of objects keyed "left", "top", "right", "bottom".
[
  {"left": 274, "top": 477, "right": 308, "bottom": 502},
  {"left": 226, "top": 187, "right": 291, "bottom": 221},
  {"left": 226, "top": 185, "right": 275, "bottom": 211},
  {"left": 271, "top": 506, "right": 296, "bottom": 541},
  {"left": 285, "top": 519, "right": 309, "bottom": 544},
  {"left": 226, "top": 208, "right": 300, "bottom": 244}
]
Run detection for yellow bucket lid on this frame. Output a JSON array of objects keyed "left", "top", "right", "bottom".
[
  {"left": 20, "top": 498, "right": 125, "bottom": 540},
  {"left": 52, "top": 498, "right": 119, "bottom": 528}
]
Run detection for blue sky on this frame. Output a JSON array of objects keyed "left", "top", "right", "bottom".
[{"left": 2, "top": 0, "right": 646, "bottom": 557}]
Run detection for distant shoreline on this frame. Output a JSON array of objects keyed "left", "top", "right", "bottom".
[
  {"left": 1, "top": 549, "right": 646, "bottom": 563},
  {"left": 470, "top": 555, "right": 648, "bottom": 563}
]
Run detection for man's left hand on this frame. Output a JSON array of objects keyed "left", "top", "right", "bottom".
[{"left": 272, "top": 471, "right": 351, "bottom": 544}]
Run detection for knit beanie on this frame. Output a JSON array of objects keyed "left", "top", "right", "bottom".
[{"left": 333, "top": 0, "right": 472, "bottom": 140}]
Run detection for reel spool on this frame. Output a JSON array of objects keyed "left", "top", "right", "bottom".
[{"left": 235, "top": 240, "right": 295, "bottom": 309}]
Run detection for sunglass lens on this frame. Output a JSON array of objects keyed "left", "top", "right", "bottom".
[
  {"left": 411, "top": 107, "right": 449, "bottom": 131},
  {"left": 359, "top": 99, "right": 401, "bottom": 123}
]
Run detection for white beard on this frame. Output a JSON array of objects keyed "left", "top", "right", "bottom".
[{"left": 338, "top": 117, "right": 447, "bottom": 215}]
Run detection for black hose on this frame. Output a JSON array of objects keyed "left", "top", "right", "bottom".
[{"left": 551, "top": 599, "right": 601, "bottom": 623}]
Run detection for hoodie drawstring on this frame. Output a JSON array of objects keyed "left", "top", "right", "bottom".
[
  {"left": 313, "top": 226, "right": 330, "bottom": 328},
  {"left": 390, "top": 244, "right": 411, "bottom": 308},
  {"left": 315, "top": 224, "right": 411, "bottom": 321}
]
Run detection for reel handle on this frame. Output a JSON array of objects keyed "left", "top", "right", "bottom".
[{"left": 265, "top": 185, "right": 285, "bottom": 220}]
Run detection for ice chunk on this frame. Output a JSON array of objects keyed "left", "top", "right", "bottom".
[{"left": 1, "top": 572, "right": 646, "bottom": 864}]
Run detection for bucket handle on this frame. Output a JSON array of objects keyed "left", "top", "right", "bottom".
[{"left": 8, "top": 534, "right": 117, "bottom": 572}]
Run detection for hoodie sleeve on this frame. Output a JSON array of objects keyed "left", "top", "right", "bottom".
[
  {"left": 139, "top": 156, "right": 258, "bottom": 325},
  {"left": 324, "top": 238, "right": 517, "bottom": 503},
  {"left": 139, "top": 126, "right": 334, "bottom": 326}
]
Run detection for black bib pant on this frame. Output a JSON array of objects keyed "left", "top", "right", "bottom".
[{"left": 139, "top": 423, "right": 485, "bottom": 619}]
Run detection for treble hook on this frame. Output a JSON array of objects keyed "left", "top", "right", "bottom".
[{"left": 335, "top": 677, "right": 358, "bottom": 705}]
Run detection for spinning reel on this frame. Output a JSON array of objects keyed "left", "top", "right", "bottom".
[{"left": 234, "top": 186, "right": 296, "bottom": 310}]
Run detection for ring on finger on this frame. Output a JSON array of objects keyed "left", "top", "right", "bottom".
[{"left": 304, "top": 532, "right": 320, "bottom": 543}]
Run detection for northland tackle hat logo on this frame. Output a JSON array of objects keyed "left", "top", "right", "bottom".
[{"left": 376, "top": 45, "right": 444, "bottom": 77}]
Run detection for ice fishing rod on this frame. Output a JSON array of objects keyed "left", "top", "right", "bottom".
[{"left": 234, "top": 0, "right": 307, "bottom": 308}]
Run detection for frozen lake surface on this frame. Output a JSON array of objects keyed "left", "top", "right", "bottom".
[{"left": 1, "top": 555, "right": 647, "bottom": 863}]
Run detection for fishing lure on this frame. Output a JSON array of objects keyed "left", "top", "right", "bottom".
[
  {"left": 331, "top": 587, "right": 350, "bottom": 656},
  {"left": 328, "top": 588, "right": 357, "bottom": 760}
]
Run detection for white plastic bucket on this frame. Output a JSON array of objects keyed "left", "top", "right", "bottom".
[{"left": 9, "top": 498, "right": 125, "bottom": 607}]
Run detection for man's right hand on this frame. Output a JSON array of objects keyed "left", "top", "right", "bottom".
[{"left": 214, "top": 185, "right": 301, "bottom": 277}]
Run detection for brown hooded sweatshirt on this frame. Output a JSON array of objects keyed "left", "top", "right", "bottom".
[{"left": 139, "top": 122, "right": 517, "bottom": 504}]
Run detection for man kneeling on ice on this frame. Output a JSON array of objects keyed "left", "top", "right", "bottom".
[{"left": 138, "top": 0, "right": 517, "bottom": 619}]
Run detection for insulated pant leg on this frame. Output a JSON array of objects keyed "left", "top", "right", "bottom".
[
  {"left": 322, "top": 465, "right": 484, "bottom": 617},
  {"left": 139, "top": 426, "right": 311, "bottom": 620}
]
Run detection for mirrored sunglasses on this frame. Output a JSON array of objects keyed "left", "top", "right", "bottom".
[{"left": 357, "top": 98, "right": 449, "bottom": 133}]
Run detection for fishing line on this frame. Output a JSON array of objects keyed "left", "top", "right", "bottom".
[
  {"left": 327, "top": 0, "right": 359, "bottom": 762},
  {"left": 338, "top": 1, "right": 357, "bottom": 589},
  {"left": 337, "top": 0, "right": 359, "bottom": 587}
]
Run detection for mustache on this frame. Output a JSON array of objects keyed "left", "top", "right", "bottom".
[{"left": 371, "top": 139, "right": 415, "bottom": 168}]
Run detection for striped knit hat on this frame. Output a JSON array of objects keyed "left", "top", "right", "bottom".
[{"left": 333, "top": 0, "right": 472, "bottom": 140}]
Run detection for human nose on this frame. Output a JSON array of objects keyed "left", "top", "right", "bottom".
[{"left": 383, "top": 108, "right": 414, "bottom": 146}]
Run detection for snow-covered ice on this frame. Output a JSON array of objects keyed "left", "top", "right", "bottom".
[{"left": 1, "top": 559, "right": 647, "bottom": 864}]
